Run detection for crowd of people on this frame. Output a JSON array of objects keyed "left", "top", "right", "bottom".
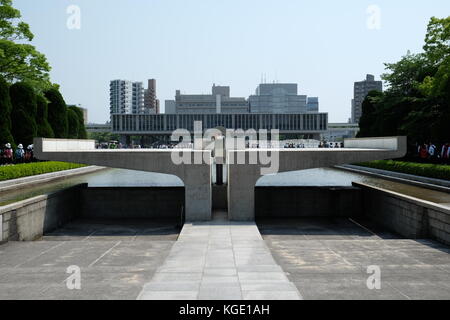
[
  {"left": 416, "top": 142, "right": 450, "bottom": 164},
  {"left": 319, "top": 141, "right": 344, "bottom": 148},
  {"left": 0, "top": 143, "right": 34, "bottom": 165}
]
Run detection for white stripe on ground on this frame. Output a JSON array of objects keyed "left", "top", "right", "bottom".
[{"left": 88, "top": 241, "right": 122, "bottom": 267}]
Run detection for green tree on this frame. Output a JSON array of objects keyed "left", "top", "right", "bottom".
[
  {"left": 0, "top": 0, "right": 51, "bottom": 90},
  {"left": 68, "top": 106, "right": 87, "bottom": 139},
  {"left": 382, "top": 52, "right": 433, "bottom": 96},
  {"left": 423, "top": 17, "right": 450, "bottom": 66},
  {"left": 67, "top": 108, "right": 79, "bottom": 139},
  {"left": 45, "top": 88, "right": 68, "bottom": 138},
  {"left": 0, "top": 76, "right": 14, "bottom": 146},
  {"left": 9, "top": 82, "right": 37, "bottom": 146},
  {"left": 360, "top": 16, "right": 450, "bottom": 144},
  {"left": 357, "top": 90, "right": 383, "bottom": 137},
  {"left": 88, "top": 131, "right": 120, "bottom": 144},
  {"left": 36, "top": 95, "right": 54, "bottom": 138}
]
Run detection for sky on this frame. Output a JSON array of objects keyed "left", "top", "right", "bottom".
[{"left": 13, "top": 0, "right": 450, "bottom": 123}]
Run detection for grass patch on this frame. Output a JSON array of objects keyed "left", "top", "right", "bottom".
[
  {"left": 0, "top": 162, "right": 86, "bottom": 182},
  {"left": 356, "top": 160, "right": 450, "bottom": 181}
]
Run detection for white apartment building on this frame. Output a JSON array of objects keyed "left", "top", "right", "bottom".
[{"left": 110, "top": 80, "right": 144, "bottom": 114}]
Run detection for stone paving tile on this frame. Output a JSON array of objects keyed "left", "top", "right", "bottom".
[
  {"left": 138, "top": 291, "right": 198, "bottom": 300},
  {"left": 198, "top": 286, "right": 242, "bottom": 300},
  {"left": 243, "top": 291, "right": 302, "bottom": 300}
]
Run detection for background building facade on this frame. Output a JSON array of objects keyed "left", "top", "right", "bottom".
[
  {"left": 144, "top": 79, "right": 160, "bottom": 114},
  {"left": 175, "top": 84, "right": 248, "bottom": 114},
  {"left": 249, "top": 83, "right": 318, "bottom": 114},
  {"left": 351, "top": 74, "right": 383, "bottom": 123}
]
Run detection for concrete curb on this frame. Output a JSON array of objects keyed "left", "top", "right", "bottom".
[
  {"left": 352, "top": 181, "right": 450, "bottom": 214},
  {"left": 336, "top": 164, "right": 450, "bottom": 193},
  {"left": 0, "top": 166, "right": 105, "bottom": 193}
]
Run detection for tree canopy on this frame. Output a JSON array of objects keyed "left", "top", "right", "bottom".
[
  {"left": 36, "top": 95, "right": 54, "bottom": 138},
  {"left": 45, "top": 88, "right": 68, "bottom": 139},
  {"left": 358, "top": 16, "right": 450, "bottom": 143},
  {"left": 9, "top": 82, "right": 37, "bottom": 146},
  {"left": 68, "top": 106, "right": 87, "bottom": 139},
  {"left": 0, "top": 76, "right": 14, "bottom": 146},
  {"left": 0, "top": 0, "right": 51, "bottom": 90},
  {"left": 67, "top": 108, "right": 79, "bottom": 139}
]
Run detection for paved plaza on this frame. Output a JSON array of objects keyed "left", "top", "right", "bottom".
[
  {"left": 0, "top": 219, "right": 178, "bottom": 300},
  {"left": 0, "top": 216, "right": 449, "bottom": 299},
  {"left": 259, "top": 218, "right": 450, "bottom": 300}
]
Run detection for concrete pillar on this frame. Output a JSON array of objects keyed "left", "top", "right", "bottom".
[
  {"left": 183, "top": 164, "right": 212, "bottom": 221},
  {"left": 227, "top": 152, "right": 260, "bottom": 221}
]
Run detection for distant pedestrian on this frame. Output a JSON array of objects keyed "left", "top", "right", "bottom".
[
  {"left": 25, "top": 145, "right": 33, "bottom": 162},
  {"left": 419, "top": 144, "right": 428, "bottom": 162},
  {"left": 3, "top": 143, "right": 13, "bottom": 165},
  {"left": 428, "top": 143, "right": 437, "bottom": 162},
  {"left": 441, "top": 143, "right": 450, "bottom": 164},
  {"left": 15, "top": 144, "right": 25, "bottom": 164}
]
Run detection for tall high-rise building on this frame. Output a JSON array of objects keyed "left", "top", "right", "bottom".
[
  {"left": 351, "top": 74, "right": 382, "bottom": 123},
  {"left": 144, "top": 79, "right": 160, "bottom": 114},
  {"left": 110, "top": 80, "right": 144, "bottom": 114},
  {"left": 249, "top": 83, "right": 318, "bottom": 114}
]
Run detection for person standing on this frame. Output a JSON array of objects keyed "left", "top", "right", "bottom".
[
  {"left": 3, "top": 143, "right": 13, "bottom": 164},
  {"left": 441, "top": 143, "right": 450, "bottom": 164},
  {"left": 428, "top": 143, "right": 437, "bottom": 163},
  {"left": 15, "top": 144, "right": 25, "bottom": 164},
  {"left": 419, "top": 144, "right": 428, "bottom": 162}
]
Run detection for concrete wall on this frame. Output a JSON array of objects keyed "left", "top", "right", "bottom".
[
  {"left": 34, "top": 138, "right": 212, "bottom": 221},
  {"left": 80, "top": 187, "right": 184, "bottom": 219},
  {"left": 228, "top": 136, "right": 407, "bottom": 221},
  {"left": 0, "top": 185, "right": 185, "bottom": 243},
  {"left": 344, "top": 136, "right": 404, "bottom": 150},
  {"left": 0, "top": 184, "right": 84, "bottom": 242},
  {"left": 355, "top": 182, "right": 450, "bottom": 246},
  {"left": 255, "top": 187, "right": 362, "bottom": 218}
]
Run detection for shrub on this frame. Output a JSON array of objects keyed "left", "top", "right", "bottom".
[
  {"left": 357, "top": 160, "right": 450, "bottom": 180},
  {"left": 0, "top": 161, "right": 86, "bottom": 182}
]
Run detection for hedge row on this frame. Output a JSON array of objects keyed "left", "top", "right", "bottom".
[
  {"left": 0, "top": 162, "right": 86, "bottom": 182},
  {"left": 356, "top": 160, "right": 450, "bottom": 181}
]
